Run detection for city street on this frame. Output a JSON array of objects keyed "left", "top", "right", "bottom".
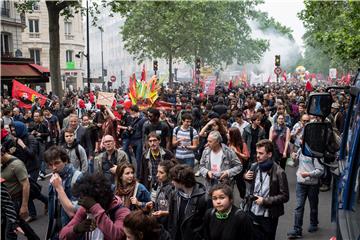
[{"left": 22, "top": 165, "right": 336, "bottom": 240}]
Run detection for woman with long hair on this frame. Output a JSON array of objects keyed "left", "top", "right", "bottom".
[
  {"left": 227, "top": 127, "right": 250, "bottom": 198},
  {"left": 114, "top": 163, "right": 151, "bottom": 210},
  {"left": 269, "top": 113, "right": 291, "bottom": 169}
]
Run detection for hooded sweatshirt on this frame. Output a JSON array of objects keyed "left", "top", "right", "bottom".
[{"left": 296, "top": 151, "right": 324, "bottom": 185}]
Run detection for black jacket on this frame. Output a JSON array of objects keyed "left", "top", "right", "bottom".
[
  {"left": 245, "top": 162, "right": 289, "bottom": 218},
  {"left": 13, "top": 135, "right": 39, "bottom": 173},
  {"left": 167, "top": 182, "right": 208, "bottom": 240}
]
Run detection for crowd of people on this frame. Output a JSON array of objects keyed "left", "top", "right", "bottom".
[{"left": 1, "top": 82, "right": 348, "bottom": 240}]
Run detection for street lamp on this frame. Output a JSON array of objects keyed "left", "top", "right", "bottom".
[
  {"left": 99, "top": 26, "right": 104, "bottom": 84},
  {"left": 86, "top": 0, "right": 91, "bottom": 92}
]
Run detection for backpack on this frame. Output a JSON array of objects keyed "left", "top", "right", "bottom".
[
  {"left": 174, "top": 126, "right": 194, "bottom": 144},
  {"left": 74, "top": 144, "right": 82, "bottom": 171}
]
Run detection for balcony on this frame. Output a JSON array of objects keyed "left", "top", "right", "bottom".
[
  {"left": 1, "top": 8, "right": 10, "bottom": 17},
  {"left": 29, "top": 32, "right": 40, "bottom": 38},
  {"left": 65, "top": 34, "right": 74, "bottom": 40}
]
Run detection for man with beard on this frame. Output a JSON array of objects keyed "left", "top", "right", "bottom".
[{"left": 244, "top": 140, "right": 289, "bottom": 240}]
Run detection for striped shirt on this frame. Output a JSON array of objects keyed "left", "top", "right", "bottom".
[{"left": 173, "top": 126, "right": 198, "bottom": 159}]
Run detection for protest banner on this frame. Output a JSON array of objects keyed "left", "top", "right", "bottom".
[
  {"left": 96, "top": 91, "right": 115, "bottom": 106},
  {"left": 12, "top": 79, "right": 48, "bottom": 109}
]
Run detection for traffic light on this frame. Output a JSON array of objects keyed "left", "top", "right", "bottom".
[
  {"left": 153, "top": 60, "right": 158, "bottom": 72},
  {"left": 275, "top": 55, "right": 280, "bottom": 67},
  {"left": 195, "top": 58, "right": 201, "bottom": 74}
]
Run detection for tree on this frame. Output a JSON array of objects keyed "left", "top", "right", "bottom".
[
  {"left": 298, "top": 1, "right": 360, "bottom": 72},
  {"left": 111, "top": 1, "right": 269, "bottom": 86},
  {"left": 16, "top": 0, "right": 81, "bottom": 98}
]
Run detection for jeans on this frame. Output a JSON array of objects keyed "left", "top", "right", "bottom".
[
  {"left": 176, "top": 158, "right": 195, "bottom": 168},
  {"left": 123, "top": 138, "right": 143, "bottom": 177},
  {"left": 293, "top": 182, "right": 319, "bottom": 233}
]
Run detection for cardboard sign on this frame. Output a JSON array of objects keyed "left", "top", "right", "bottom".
[
  {"left": 96, "top": 91, "right": 115, "bottom": 106},
  {"left": 203, "top": 76, "right": 216, "bottom": 95}
]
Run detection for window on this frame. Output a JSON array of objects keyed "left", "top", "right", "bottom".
[
  {"left": 1, "top": 0, "right": 10, "bottom": 17},
  {"left": 29, "top": 49, "right": 41, "bottom": 64},
  {"left": 64, "top": 22, "right": 72, "bottom": 35},
  {"left": 28, "top": 19, "right": 39, "bottom": 33},
  {"left": 66, "top": 50, "right": 73, "bottom": 62},
  {"left": 1, "top": 32, "right": 11, "bottom": 56}
]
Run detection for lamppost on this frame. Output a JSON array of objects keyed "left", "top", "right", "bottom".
[
  {"left": 86, "top": 0, "right": 91, "bottom": 92},
  {"left": 99, "top": 26, "right": 104, "bottom": 83}
]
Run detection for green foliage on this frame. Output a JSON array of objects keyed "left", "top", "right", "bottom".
[
  {"left": 299, "top": 0, "right": 360, "bottom": 72},
  {"left": 253, "top": 11, "right": 294, "bottom": 41}
]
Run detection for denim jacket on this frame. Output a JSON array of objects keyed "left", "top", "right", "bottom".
[
  {"left": 46, "top": 164, "right": 82, "bottom": 240},
  {"left": 199, "top": 144, "right": 242, "bottom": 190}
]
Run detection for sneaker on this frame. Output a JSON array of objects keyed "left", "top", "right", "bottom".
[
  {"left": 319, "top": 184, "right": 330, "bottom": 192},
  {"left": 195, "top": 170, "right": 201, "bottom": 177},
  {"left": 308, "top": 225, "right": 318, "bottom": 233},
  {"left": 287, "top": 229, "right": 302, "bottom": 239}
]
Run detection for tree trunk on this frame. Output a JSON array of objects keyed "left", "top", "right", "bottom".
[
  {"left": 168, "top": 53, "right": 173, "bottom": 88},
  {"left": 46, "top": 2, "right": 63, "bottom": 98}
]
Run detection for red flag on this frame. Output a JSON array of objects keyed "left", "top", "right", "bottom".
[
  {"left": 282, "top": 71, "right": 287, "bottom": 81},
  {"left": 305, "top": 81, "right": 313, "bottom": 92},
  {"left": 345, "top": 73, "right": 351, "bottom": 85},
  {"left": 228, "top": 80, "right": 233, "bottom": 89},
  {"left": 12, "top": 80, "right": 47, "bottom": 109},
  {"left": 141, "top": 64, "right": 146, "bottom": 81}
]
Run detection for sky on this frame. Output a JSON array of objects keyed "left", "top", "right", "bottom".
[{"left": 258, "top": 0, "right": 306, "bottom": 49}]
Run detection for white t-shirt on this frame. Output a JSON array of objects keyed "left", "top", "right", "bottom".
[{"left": 210, "top": 149, "right": 223, "bottom": 174}]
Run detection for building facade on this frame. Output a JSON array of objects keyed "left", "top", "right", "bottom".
[
  {"left": 21, "top": 1, "right": 85, "bottom": 91},
  {"left": 1, "top": 0, "right": 26, "bottom": 58}
]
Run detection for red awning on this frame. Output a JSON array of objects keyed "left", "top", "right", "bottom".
[
  {"left": 1, "top": 63, "right": 50, "bottom": 83},
  {"left": 29, "top": 64, "right": 50, "bottom": 75},
  {"left": 1, "top": 63, "right": 40, "bottom": 77}
]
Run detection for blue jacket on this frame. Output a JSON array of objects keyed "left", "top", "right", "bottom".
[{"left": 46, "top": 164, "right": 82, "bottom": 240}]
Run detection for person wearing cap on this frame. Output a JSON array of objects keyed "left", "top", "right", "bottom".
[{"left": 330, "top": 102, "right": 344, "bottom": 134}]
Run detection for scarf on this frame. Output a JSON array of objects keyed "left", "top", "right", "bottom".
[
  {"left": 258, "top": 158, "right": 273, "bottom": 172},
  {"left": 115, "top": 180, "right": 136, "bottom": 208},
  {"left": 274, "top": 123, "right": 286, "bottom": 138}
]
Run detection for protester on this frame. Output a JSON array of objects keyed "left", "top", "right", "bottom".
[
  {"left": 227, "top": 127, "right": 250, "bottom": 198},
  {"left": 44, "top": 145, "right": 82, "bottom": 239},
  {"left": 287, "top": 150, "right": 324, "bottom": 239},
  {"left": 124, "top": 210, "right": 171, "bottom": 240},
  {"left": 59, "top": 173, "right": 130, "bottom": 240},
  {"left": 269, "top": 113, "right": 291, "bottom": 169},
  {"left": 172, "top": 113, "right": 199, "bottom": 167},
  {"left": 146, "top": 160, "right": 176, "bottom": 227},
  {"left": 243, "top": 113, "right": 266, "bottom": 163},
  {"left": 114, "top": 163, "right": 151, "bottom": 210},
  {"left": 143, "top": 108, "right": 171, "bottom": 150},
  {"left": 243, "top": 139, "right": 289, "bottom": 240},
  {"left": 139, "top": 132, "right": 174, "bottom": 191},
  {"left": 94, "top": 134, "right": 128, "bottom": 184},
  {"left": 199, "top": 130, "right": 242, "bottom": 191},
  {"left": 203, "top": 184, "right": 254, "bottom": 240},
  {"left": 62, "top": 128, "right": 88, "bottom": 173},
  {"left": 167, "top": 164, "right": 208, "bottom": 240}
]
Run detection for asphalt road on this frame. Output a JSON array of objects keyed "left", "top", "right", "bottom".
[{"left": 21, "top": 165, "right": 336, "bottom": 240}]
